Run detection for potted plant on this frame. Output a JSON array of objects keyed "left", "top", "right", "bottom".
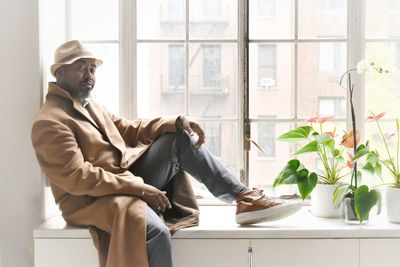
[
  {"left": 362, "top": 112, "right": 400, "bottom": 223},
  {"left": 332, "top": 60, "right": 388, "bottom": 224},
  {"left": 273, "top": 116, "right": 355, "bottom": 217}
]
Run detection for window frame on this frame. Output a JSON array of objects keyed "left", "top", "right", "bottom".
[{"left": 55, "top": 0, "right": 366, "bottom": 189}]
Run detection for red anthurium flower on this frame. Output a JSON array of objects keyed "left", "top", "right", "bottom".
[
  {"left": 367, "top": 112, "right": 386, "bottom": 121},
  {"left": 346, "top": 152, "right": 355, "bottom": 169},
  {"left": 306, "top": 116, "right": 334, "bottom": 124},
  {"left": 325, "top": 131, "right": 335, "bottom": 138},
  {"left": 341, "top": 129, "right": 360, "bottom": 148}
]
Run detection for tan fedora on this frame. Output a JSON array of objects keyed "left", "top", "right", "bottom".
[{"left": 50, "top": 40, "right": 103, "bottom": 77}]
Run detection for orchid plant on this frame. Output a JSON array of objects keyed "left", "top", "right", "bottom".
[
  {"left": 332, "top": 60, "right": 389, "bottom": 222},
  {"left": 273, "top": 115, "right": 356, "bottom": 200},
  {"left": 362, "top": 112, "right": 400, "bottom": 188}
]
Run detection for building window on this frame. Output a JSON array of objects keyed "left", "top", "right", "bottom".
[
  {"left": 258, "top": 44, "right": 277, "bottom": 87},
  {"left": 257, "top": 120, "right": 276, "bottom": 157},
  {"left": 203, "top": 45, "right": 221, "bottom": 87},
  {"left": 257, "top": 0, "right": 276, "bottom": 17},
  {"left": 169, "top": 44, "right": 185, "bottom": 87},
  {"left": 319, "top": 97, "right": 346, "bottom": 117},
  {"left": 318, "top": 43, "right": 346, "bottom": 72},
  {"left": 169, "top": 0, "right": 185, "bottom": 18},
  {"left": 203, "top": 0, "right": 222, "bottom": 18}
]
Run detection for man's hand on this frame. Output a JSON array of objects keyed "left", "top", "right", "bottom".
[
  {"left": 142, "top": 184, "right": 172, "bottom": 213},
  {"left": 177, "top": 115, "right": 205, "bottom": 148}
]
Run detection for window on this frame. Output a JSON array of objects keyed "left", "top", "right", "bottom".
[
  {"left": 318, "top": 43, "right": 346, "bottom": 72},
  {"left": 41, "top": 0, "right": 400, "bottom": 198},
  {"left": 203, "top": 122, "right": 221, "bottom": 157},
  {"left": 319, "top": 97, "right": 346, "bottom": 117},
  {"left": 203, "top": 0, "right": 222, "bottom": 18},
  {"left": 169, "top": 44, "right": 185, "bottom": 87},
  {"left": 318, "top": 0, "right": 346, "bottom": 10},
  {"left": 257, "top": 121, "right": 276, "bottom": 157},
  {"left": 169, "top": 0, "right": 185, "bottom": 18},
  {"left": 202, "top": 45, "right": 221, "bottom": 87},
  {"left": 258, "top": 44, "right": 277, "bottom": 87},
  {"left": 257, "top": 0, "right": 276, "bottom": 17},
  {"left": 389, "top": 0, "right": 400, "bottom": 9}
]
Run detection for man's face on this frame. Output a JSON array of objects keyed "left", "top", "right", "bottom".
[{"left": 56, "top": 58, "right": 97, "bottom": 100}]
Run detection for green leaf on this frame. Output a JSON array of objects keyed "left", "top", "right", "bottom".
[
  {"left": 354, "top": 185, "right": 379, "bottom": 222},
  {"left": 273, "top": 159, "right": 317, "bottom": 200},
  {"left": 333, "top": 149, "right": 340, "bottom": 158},
  {"left": 277, "top": 126, "right": 313, "bottom": 143},
  {"left": 314, "top": 133, "right": 331, "bottom": 144},
  {"left": 273, "top": 159, "right": 301, "bottom": 186},
  {"left": 293, "top": 140, "right": 318, "bottom": 155},
  {"left": 298, "top": 172, "right": 318, "bottom": 200},
  {"left": 352, "top": 144, "right": 370, "bottom": 162},
  {"left": 333, "top": 184, "right": 351, "bottom": 209}
]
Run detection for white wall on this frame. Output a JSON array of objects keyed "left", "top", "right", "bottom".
[{"left": 0, "top": 0, "right": 43, "bottom": 267}]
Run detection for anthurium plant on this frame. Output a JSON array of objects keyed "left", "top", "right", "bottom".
[
  {"left": 273, "top": 116, "right": 354, "bottom": 200},
  {"left": 362, "top": 112, "right": 400, "bottom": 188}
]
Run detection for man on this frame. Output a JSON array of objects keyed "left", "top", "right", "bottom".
[{"left": 31, "top": 40, "right": 300, "bottom": 267}]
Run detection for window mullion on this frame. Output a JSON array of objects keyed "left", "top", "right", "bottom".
[
  {"left": 347, "top": 0, "right": 365, "bottom": 136},
  {"left": 120, "top": 0, "right": 135, "bottom": 119},
  {"left": 241, "top": 0, "right": 249, "bottom": 185}
]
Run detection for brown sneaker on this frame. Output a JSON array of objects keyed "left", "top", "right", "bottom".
[{"left": 236, "top": 188, "right": 301, "bottom": 225}]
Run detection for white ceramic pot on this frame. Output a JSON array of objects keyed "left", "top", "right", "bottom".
[
  {"left": 386, "top": 186, "right": 400, "bottom": 223},
  {"left": 311, "top": 184, "right": 342, "bottom": 218}
]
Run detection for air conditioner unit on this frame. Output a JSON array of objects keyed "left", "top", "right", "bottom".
[{"left": 260, "top": 77, "right": 276, "bottom": 87}]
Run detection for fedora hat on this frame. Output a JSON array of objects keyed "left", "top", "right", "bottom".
[{"left": 50, "top": 40, "right": 103, "bottom": 77}]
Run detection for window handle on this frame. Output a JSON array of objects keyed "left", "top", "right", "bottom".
[{"left": 248, "top": 247, "right": 253, "bottom": 267}]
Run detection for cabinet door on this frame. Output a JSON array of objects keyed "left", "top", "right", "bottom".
[
  {"left": 172, "top": 239, "right": 249, "bottom": 267},
  {"left": 360, "top": 239, "right": 400, "bottom": 267},
  {"left": 251, "top": 239, "right": 359, "bottom": 267},
  {"left": 34, "top": 239, "right": 98, "bottom": 267}
]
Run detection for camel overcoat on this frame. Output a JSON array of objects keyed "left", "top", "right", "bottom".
[{"left": 31, "top": 83, "right": 199, "bottom": 267}]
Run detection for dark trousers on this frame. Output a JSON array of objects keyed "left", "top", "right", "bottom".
[{"left": 130, "top": 129, "right": 245, "bottom": 267}]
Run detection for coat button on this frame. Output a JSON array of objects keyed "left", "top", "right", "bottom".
[{"left": 121, "top": 161, "right": 128, "bottom": 168}]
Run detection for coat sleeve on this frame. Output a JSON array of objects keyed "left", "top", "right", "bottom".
[
  {"left": 31, "top": 119, "right": 145, "bottom": 197},
  {"left": 107, "top": 111, "right": 179, "bottom": 146}
]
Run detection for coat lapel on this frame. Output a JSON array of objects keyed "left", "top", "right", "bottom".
[{"left": 87, "top": 103, "right": 127, "bottom": 159}]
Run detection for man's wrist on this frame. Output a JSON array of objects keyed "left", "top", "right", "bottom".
[{"left": 175, "top": 115, "right": 184, "bottom": 130}]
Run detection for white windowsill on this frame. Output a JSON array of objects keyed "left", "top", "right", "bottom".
[{"left": 34, "top": 205, "right": 400, "bottom": 240}]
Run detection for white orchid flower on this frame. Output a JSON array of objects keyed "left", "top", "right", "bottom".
[{"left": 356, "top": 59, "right": 373, "bottom": 73}]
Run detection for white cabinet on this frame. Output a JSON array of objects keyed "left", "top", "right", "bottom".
[
  {"left": 172, "top": 239, "right": 249, "bottom": 267},
  {"left": 251, "top": 239, "right": 359, "bottom": 267},
  {"left": 34, "top": 238, "right": 98, "bottom": 267},
  {"left": 360, "top": 239, "right": 400, "bottom": 267}
]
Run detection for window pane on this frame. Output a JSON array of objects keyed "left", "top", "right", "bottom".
[
  {"left": 137, "top": 43, "right": 185, "bottom": 118},
  {"left": 189, "top": 0, "right": 237, "bottom": 40},
  {"left": 189, "top": 43, "right": 237, "bottom": 118},
  {"left": 86, "top": 43, "right": 119, "bottom": 115},
  {"left": 366, "top": 0, "right": 400, "bottom": 39},
  {"left": 70, "top": 0, "right": 118, "bottom": 40},
  {"left": 249, "top": 0, "right": 294, "bottom": 39},
  {"left": 137, "top": 0, "right": 185, "bottom": 40},
  {"left": 249, "top": 43, "right": 294, "bottom": 118},
  {"left": 249, "top": 122, "right": 296, "bottom": 196},
  {"left": 298, "top": 0, "right": 347, "bottom": 39},
  {"left": 365, "top": 42, "right": 400, "bottom": 118},
  {"left": 297, "top": 42, "right": 347, "bottom": 118}
]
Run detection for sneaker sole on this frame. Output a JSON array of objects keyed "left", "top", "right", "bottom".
[{"left": 236, "top": 202, "right": 301, "bottom": 225}]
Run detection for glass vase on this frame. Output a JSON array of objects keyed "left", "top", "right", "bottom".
[{"left": 344, "top": 197, "right": 369, "bottom": 225}]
